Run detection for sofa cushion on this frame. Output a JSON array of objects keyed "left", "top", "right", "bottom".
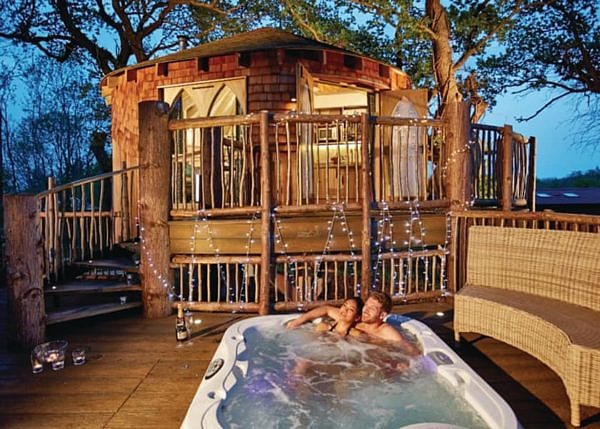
[{"left": 458, "top": 285, "right": 600, "bottom": 349}]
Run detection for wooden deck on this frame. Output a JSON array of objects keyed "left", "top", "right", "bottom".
[{"left": 0, "top": 290, "right": 598, "bottom": 428}]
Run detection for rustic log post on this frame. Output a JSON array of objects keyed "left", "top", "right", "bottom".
[
  {"left": 443, "top": 101, "right": 472, "bottom": 295},
  {"left": 138, "top": 101, "right": 172, "bottom": 319},
  {"left": 443, "top": 101, "right": 472, "bottom": 211},
  {"left": 5, "top": 195, "right": 45, "bottom": 348},
  {"left": 527, "top": 137, "right": 537, "bottom": 211},
  {"left": 500, "top": 124, "right": 514, "bottom": 211},
  {"left": 45, "top": 177, "right": 58, "bottom": 283},
  {"left": 360, "top": 113, "right": 372, "bottom": 300},
  {"left": 259, "top": 111, "right": 272, "bottom": 315},
  {"left": 120, "top": 161, "right": 131, "bottom": 241}
]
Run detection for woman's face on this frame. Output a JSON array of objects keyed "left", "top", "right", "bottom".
[{"left": 339, "top": 299, "right": 359, "bottom": 322}]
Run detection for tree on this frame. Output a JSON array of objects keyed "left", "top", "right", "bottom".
[
  {"left": 1, "top": 1, "right": 186, "bottom": 75},
  {"left": 3, "top": 56, "right": 104, "bottom": 193},
  {"left": 475, "top": 0, "right": 599, "bottom": 147},
  {"left": 0, "top": 1, "right": 283, "bottom": 75},
  {"left": 271, "top": 0, "right": 597, "bottom": 128},
  {"left": 268, "top": 0, "right": 533, "bottom": 119}
]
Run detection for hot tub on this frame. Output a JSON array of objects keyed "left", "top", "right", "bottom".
[{"left": 181, "top": 314, "right": 520, "bottom": 429}]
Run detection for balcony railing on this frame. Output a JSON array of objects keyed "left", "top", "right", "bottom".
[
  {"left": 167, "top": 113, "right": 459, "bottom": 311},
  {"left": 29, "top": 109, "right": 537, "bottom": 313},
  {"left": 471, "top": 123, "right": 536, "bottom": 209}
]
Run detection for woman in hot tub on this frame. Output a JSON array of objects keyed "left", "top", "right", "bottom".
[
  {"left": 288, "top": 291, "right": 421, "bottom": 358},
  {"left": 286, "top": 297, "right": 363, "bottom": 336}
]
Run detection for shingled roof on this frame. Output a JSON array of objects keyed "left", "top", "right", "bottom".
[{"left": 105, "top": 27, "right": 371, "bottom": 78}]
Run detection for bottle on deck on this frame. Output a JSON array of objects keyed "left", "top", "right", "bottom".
[{"left": 176, "top": 303, "right": 189, "bottom": 342}]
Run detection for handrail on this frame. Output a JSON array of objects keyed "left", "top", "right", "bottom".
[
  {"left": 36, "top": 165, "right": 140, "bottom": 198},
  {"left": 37, "top": 166, "right": 140, "bottom": 284}
]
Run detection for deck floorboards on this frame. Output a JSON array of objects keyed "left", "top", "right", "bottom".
[{"left": 0, "top": 291, "right": 598, "bottom": 428}]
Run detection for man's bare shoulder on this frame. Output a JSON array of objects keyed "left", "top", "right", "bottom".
[
  {"left": 380, "top": 323, "right": 421, "bottom": 356},
  {"left": 377, "top": 323, "right": 406, "bottom": 341}
]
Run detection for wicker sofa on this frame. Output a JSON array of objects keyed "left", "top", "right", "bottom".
[{"left": 454, "top": 226, "right": 600, "bottom": 427}]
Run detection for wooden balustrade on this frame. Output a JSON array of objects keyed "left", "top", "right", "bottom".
[
  {"left": 9, "top": 103, "right": 541, "bottom": 322},
  {"left": 471, "top": 123, "right": 536, "bottom": 209},
  {"left": 37, "top": 165, "right": 139, "bottom": 285}
]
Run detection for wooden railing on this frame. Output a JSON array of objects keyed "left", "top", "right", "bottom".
[
  {"left": 170, "top": 113, "right": 449, "bottom": 212},
  {"left": 38, "top": 166, "right": 139, "bottom": 285},
  {"left": 448, "top": 210, "right": 600, "bottom": 294},
  {"left": 168, "top": 112, "right": 457, "bottom": 312},
  {"left": 471, "top": 124, "right": 536, "bottom": 209},
  {"left": 28, "top": 110, "right": 538, "bottom": 314},
  {"left": 170, "top": 115, "right": 262, "bottom": 213}
]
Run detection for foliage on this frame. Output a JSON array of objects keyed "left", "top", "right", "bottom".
[
  {"left": 0, "top": 0, "right": 202, "bottom": 75},
  {"left": 1, "top": 0, "right": 597, "bottom": 194},
  {"left": 2, "top": 54, "right": 108, "bottom": 193},
  {"left": 474, "top": 0, "right": 599, "bottom": 148},
  {"left": 475, "top": 0, "right": 599, "bottom": 111},
  {"left": 537, "top": 168, "right": 600, "bottom": 188}
]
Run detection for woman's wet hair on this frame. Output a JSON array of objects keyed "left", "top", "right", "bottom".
[{"left": 346, "top": 296, "right": 364, "bottom": 315}]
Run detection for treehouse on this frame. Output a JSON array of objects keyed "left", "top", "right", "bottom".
[{"left": 5, "top": 28, "right": 538, "bottom": 339}]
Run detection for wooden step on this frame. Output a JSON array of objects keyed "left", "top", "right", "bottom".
[
  {"left": 46, "top": 302, "right": 142, "bottom": 325},
  {"left": 71, "top": 257, "right": 139, "bottom": 273},
  {"left": 45, "top": 279, "right": 142, "bottom": 294},
  {"left": 114, "top": 240, "right": 139, "bottom": 254}
]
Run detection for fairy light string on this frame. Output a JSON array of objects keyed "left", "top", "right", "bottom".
[
  {"left": 137, "top": 121, "right": 468, "bottom": 311},
  {"left": 135, "top": 203, "right": 171, "bottom": 297}
]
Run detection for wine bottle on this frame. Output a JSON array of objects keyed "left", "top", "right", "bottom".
[{"left": 176, "top": 303, "right": 189, "bottom": 342}]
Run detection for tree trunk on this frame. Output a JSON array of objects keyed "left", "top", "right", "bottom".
[
  {"left": 138, "top": 101, "right": 172, "bottom": 319},
  {"left": 443, "top": 101, "right": 472, "bottom": 211},
  {"left": 90, "top": 131, "right": 112, "bottom": 173},
  {"left": 5, "top": 195, "right": 45, "bottom": 348},
  {"left": 499, "top": 124, "right": 514, "bottom": 210},
  {"left": 426, "top": 0, "right": 462, "bottom": 117}
]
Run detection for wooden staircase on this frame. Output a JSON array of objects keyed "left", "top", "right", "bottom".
[{"left": 44, "top": 249, "right": 143, "bottom": 325}]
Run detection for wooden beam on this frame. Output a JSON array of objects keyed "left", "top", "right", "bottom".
[
  {"left": 360, "top": 113, "right": 372, "bottom": 300},
  {"left": 4, "top": 195, "right": 45, "bottom": 348},
  {"left": 259, "top": 111, "right": 272, "bottom": 315},
  {"left": 500, "top": 124, "right": 514, "bottom": 211},
  {"left": 138, "top": 101, "right": 172, "bottom": 319},
  {"left": 443, "top": 101, "right": 472, "bottom": 211}
]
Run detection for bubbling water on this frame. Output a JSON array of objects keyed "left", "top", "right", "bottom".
[{"left": 220, "top": 324, "right": 489, "bottom": 429}]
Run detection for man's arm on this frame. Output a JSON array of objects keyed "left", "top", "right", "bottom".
[
  {"left": 286, "top": 305, "right": 339, "bottom": 329},
  {"left": 379, "top": 324, "right": 421, "bottom": 357}
]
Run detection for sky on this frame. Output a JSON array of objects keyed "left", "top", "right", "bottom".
[
  {"left": 484, "top": 89, "right": 599, "bottom": 180},
  {"left": 2, "top": 23, "right": 598, "bottom": 182}
]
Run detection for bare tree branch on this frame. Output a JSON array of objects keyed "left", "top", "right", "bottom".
[{"left": 517, "top": 91, "right": 572, "bottom": 121}]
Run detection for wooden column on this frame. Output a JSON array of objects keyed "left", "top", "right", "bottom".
[
  {"left": 138, "top": 101, "right": 172, "bottom": 319},
  {"left": 360, "top": 113, "right": 372, "bottom": 301},
  {"left": 500, "top": 124, "right": 514, "bottom": 211},
  {"left": 443, "top": 102, "right": 471, "bottom": 295},
  {"left": 443, "top": 101, "right": 472, "bottom": 211},
  {"left": 5, "top": 195, "right": 45, "bottom": 348},
  {"left": 259, "top": 111, "right": 272, "bottom": 315},
  {"left": 527, "top": 137, "right": 537, "bottom": 211}
]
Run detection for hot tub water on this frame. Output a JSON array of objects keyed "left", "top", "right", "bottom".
[
  {"left": 221, "top": 324, "right": 488, "bottom": 429},
  {"left": 181, "top": 315, "right": 520, "bottom": 429}
]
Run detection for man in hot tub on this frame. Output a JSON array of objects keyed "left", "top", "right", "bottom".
[
  {"left": 349, "top": 291, "right": 421, "bottom": 357},
  {"left": 288, "top": 291, "right": 420, "bottom": 358}
]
